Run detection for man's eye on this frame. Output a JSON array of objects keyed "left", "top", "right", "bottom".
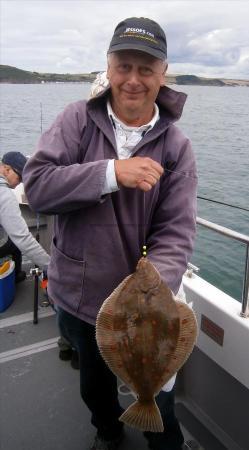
[
  {"left": 139, "top": 67, "right": 154, "bottom": 76},
  {"left": 117, "top": 64, "right": 130, "bottom": 73}
]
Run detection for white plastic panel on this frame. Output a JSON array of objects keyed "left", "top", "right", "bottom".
[{"left": 183, "top": 273, "right": 249, "bottom": 389}]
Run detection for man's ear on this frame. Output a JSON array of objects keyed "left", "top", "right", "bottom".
[{"left": 160, "top": 63, "right": 168, "bottom": 86}]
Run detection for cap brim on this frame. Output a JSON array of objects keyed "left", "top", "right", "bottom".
[
  {"left": 12, "top": 168, "right": 22, "bottom": 180},
  {"left": 107, "top": 43, "right": 166, "bottom": 60}
]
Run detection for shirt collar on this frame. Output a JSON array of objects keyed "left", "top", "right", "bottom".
[{"left": 107, "top": 100, "right": 160, "bottom": 133}]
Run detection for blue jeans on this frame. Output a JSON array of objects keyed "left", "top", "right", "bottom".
[{"left": 57, "top": 307, "right": 184, "bottom": 448}]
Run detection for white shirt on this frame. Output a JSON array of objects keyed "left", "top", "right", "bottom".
[{"left": 102, "top": 101, "right": 160, "bottom": 194}]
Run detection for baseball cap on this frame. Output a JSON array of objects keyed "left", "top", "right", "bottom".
[
  {"left": 108, "top": 17, "right": 167, "bottom": 60},
  {"left": 2, "top": 151, "right": 27, "bottom": 180}
]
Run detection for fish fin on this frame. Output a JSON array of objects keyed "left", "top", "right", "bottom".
[
  {"left": 119, "top": 399, "right": 164, "bottom": 432},
  {"left": 95, "top": 314, "right": 123, "bottom": 378},
  {"left": 96, "top": 275, "right": 133, "bottom": 382},
  {"left": 175, "top": 300, "right": 198, "bottom": 363},
  {"left": 161, "top": 301, "right": 198, "bottom": 382}
]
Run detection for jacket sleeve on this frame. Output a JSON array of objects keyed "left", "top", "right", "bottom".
[
  {"left": 0, "top": 186, "right": 50, "bottom": 268},
  {"left": 23, "top": 101, "right": 109, "bottom": 214},
  {"left": 147, "top": 126, "right": 198, "bottom": 294}
]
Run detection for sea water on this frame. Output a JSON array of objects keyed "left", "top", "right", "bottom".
[{"left": 0, "top": 83, "right": 248, "bottom": 301}]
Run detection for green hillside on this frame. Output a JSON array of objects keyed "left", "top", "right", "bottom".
[
  {"left": 1, "top": 65, "right": 248, "bottom": 86},
  {"left": 175, "top": 74, "right": 225, "bottom": 86},
  {"left": 0, "top": 65, "right": 40, "bottom": 83},
  {"left": 0, "top": 65, "right": 95, "bottom": 83}
]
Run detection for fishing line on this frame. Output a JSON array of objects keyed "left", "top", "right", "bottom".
[
  {"left": 38, "top": 103, "right": 247, "bottom": 218},
  {"left": 142, "top": 191, "right": 147, "bottom": 257},
  {"left": 164, "top": 167, "right": 197, "bottom": 180},
  {"left": 164, "top": 167, "right": 248, "bottom": 213}
]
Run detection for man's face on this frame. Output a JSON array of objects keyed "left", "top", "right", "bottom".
[
  {"left": 107, "top": 50, "right": 167, "bottom": 125},
  {"left": 3, "top": 165, "right": 21, "bottom": 188}
]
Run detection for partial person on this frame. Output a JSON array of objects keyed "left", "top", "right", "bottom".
[
  {"left": 57, "top": 335, "right": 79, "bottom": 370},
  {"left": 0, "top": 151, "right": 50, "bottom": 282},
  {"left": 23, "top": 17, "right": 197, "bottom": 450}
]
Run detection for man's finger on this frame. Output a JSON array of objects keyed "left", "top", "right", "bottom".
[
  {"left": 140, "top": 173, "right": 159, "bottom": 187},
  {"left": 146, "top": 158, "right": 164, "bottom": 176},
  {"left": 137, "top": 180, "right": 153, "bottom": 192}
]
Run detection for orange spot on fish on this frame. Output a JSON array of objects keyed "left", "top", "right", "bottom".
[{"left": 182, "top": 319, "right": 188, "bottom": 324}]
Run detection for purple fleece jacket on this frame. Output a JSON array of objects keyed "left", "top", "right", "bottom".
[{"left": 23, "top": 86, "right": 197, "bottom": 325}]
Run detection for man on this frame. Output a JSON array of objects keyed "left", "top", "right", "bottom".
[
  {"left": 23, "top": 17, "right": 197, "bottom": 450},
  {"left": 0, "top": 151, "right": 50, "bottom": 282}
]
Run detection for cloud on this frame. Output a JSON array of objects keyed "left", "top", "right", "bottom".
[
  {"left": 1, "top": 0, "right": 249, "bottom": 79},
  {"left": 186, "top": 29, "right": 240, "bottom": 66}
]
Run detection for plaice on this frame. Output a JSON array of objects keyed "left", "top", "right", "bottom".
[{"left": 96, "top": 257, "right": 197, "bottom": 432}]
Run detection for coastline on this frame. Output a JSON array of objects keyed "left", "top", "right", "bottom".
[{"left": 1, "top": 65, "right": 249, "bottom": 87}]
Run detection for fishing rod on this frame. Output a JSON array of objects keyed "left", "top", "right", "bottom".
[
  {"left": 164, "top": 166, "right": 248, "bottom": 213},
  {"left": 197, "top": 196, "right": 249, "bottom": 213},
  {"left": 35, "top": 102, "right": 43, "bottom": 243},
  {"left": 32, "top": 102, "right": 48, "bottom": 323}
]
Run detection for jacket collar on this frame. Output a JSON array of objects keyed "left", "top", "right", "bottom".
[
  {"left": 88, "top": 84, "right": 187, "bottom": 124},
  {"left": 87, "top": 85, "right": 187, "bottom": 150},
  {"left": 156, "top": 85, "right": 187, "bottom": 122}
]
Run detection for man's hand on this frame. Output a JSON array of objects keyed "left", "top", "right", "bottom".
[{"left": 114, "top": 157, "right": 164, "bottom": 192}]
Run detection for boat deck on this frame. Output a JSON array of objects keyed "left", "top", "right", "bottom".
[{"left": 0, "top": 275, "right": 226, "bottom": 450}]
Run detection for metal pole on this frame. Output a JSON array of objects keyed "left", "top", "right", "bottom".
[
  {"left": 33, "top": 273, "right": 39, "bottom": 324},
  {"left": 197, "top": 217, "right": 249, "bottom": 318},
  {"left": 241, "top": 244, "right": 249, "bottom": 317},
  {"left": 197, "top": 217, "right": 249, "bottom": 245}
]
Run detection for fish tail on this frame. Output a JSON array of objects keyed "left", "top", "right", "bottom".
[{"left": 119, "top": 399, "right": 164, "bottom": 432}]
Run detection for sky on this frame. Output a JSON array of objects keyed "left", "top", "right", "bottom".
[{"left": 1, "top": 0, "right": 249, "bottom": 79}]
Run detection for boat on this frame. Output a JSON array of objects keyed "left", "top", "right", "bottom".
[{"left": 0, "top": 186, "right": 248, "bottom": 450}]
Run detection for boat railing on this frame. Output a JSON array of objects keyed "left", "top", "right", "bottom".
[{"left": 196, "top": 217, "right": 249, "bottom": 318}]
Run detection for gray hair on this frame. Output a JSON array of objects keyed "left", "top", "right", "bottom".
[{"left": 107, "top": 52, "right": 167, "bottom": 72}]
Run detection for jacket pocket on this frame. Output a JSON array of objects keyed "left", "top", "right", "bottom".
[{"left": 48, "top": 239, "right": 85, "bottom": 312}]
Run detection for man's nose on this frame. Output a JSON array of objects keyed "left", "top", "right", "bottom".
[{"left": 127, "top": 68, "right": 141, "bottom": 84}]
